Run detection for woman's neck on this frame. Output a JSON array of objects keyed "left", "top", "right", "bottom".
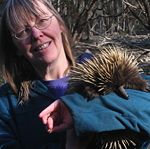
[{"left": 33, "top": 56, "right": 69, "bottom": 81}]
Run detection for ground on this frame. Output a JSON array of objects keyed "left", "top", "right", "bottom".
[{"left": 73, "top": 34, "right": 150, "bottom": 75}]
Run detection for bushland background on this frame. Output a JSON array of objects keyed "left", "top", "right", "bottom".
[{"left": 0, "top": 0, "right": 150, "bottom": 84}]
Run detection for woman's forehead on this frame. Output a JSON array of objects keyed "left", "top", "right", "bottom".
[
  {"left": 32, "top": 0, "right": 53, "bottom": 16},
  {"left": 8, "top": 1, "right": 54, "bottom": 31},
  {"left": 12, "top": 0, "right": 52, "bottom": 17}
]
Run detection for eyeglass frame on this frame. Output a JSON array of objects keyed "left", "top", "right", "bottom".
[{"left": 12, "top": 15, "right": 54, "bottom": 40}]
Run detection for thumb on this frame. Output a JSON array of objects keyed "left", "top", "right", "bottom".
[{"left": 39, "top": 99, "right": 60, "bottom": 124}]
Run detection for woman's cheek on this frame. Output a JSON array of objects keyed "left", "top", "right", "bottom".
[{"left": 14, "top": 40, "right": 30, "bottom": 56}]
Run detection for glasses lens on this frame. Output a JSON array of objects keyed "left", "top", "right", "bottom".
[
  {"left": 15, "top": 28, "right": 31, "bottom": 40},
  {"left": 14, "top": 15, "right": 53, "bottom": 40},
  {"left": 37, "top": 16, "right": 52, "bottom": 29}
]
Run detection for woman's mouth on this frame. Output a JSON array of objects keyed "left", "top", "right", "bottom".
[{"left": 34, "top": 41, "right": 51, "bottom": 52}]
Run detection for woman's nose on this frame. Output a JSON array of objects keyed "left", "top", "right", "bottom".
[{"left": 31, "top": 27, "right": 43, "bottom": 40}]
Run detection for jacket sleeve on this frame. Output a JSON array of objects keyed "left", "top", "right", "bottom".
[
  {"left": 61, "top": 75, "right": 150, "bottom": 136},
  {"left": 0, "top": 85, "right": 21, "bottom": 149}
]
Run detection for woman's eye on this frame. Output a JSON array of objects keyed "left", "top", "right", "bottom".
[
  {"left": 39, "top": 19, "right": 46, "bottom": 23},
  {"left": 25, "top": 28, "right": 30, "bottom": 33},
  {"left": 17, "top": 30, "right": 25, "bottom": 36},
  {"left": 38, "top": 18, "right": 49, "bottom": 25},
  {"left": 17, "top": 28, "right": 29, "bottom": 37},
  {"left": 20, "top": 29, "right": 27, "bottom": 35}
]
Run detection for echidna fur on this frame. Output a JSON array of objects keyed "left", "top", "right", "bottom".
[{"left": 68, "top": 46, "right": 150, "bottom": 100}]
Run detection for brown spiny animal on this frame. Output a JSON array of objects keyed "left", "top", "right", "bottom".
[
  {"left": 68, "top": 46, "right": 149, "bottom": 100},
  {"left": 67, "top": 46, "right": 150, "bottom": 149}
]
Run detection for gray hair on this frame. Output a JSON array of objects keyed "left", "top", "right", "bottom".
[{"left": 4, "top": 0, "right": 65, "bottom": 32}]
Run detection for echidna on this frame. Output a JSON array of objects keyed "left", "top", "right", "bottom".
[
  {"left": 67, "top": 46, "right": 150, "bottom": 149},
  {"left": 68, "top": 46, "right": 149, "bottom": 100}
]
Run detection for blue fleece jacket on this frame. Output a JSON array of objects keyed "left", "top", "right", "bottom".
[
  {"left": 61, "top": 75, "right": 150, "bottom": 148},
  {"left": 0, "top": 81, "right": 66, "bottom": 149}
]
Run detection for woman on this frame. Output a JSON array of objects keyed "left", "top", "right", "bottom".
[
  {"left": 0, "top": 0, "right": 150, "bottom": 149},
  {"left": 0, "top": 0, "right": 75, "bottom": 148}
]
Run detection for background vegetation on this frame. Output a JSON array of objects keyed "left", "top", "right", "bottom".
[
  {"left": 0, "top": 0, "right": 150, "bottom": 85},
  {"left": 0, "top": 0, "right": 149, "bottom": 41},
  {"left": 50, "top": 0, "right": 150, "bottom": 42}
]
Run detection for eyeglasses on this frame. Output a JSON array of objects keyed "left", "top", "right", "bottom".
[{"left": 12, "top": 15, "right": 54, "bottom": 40}]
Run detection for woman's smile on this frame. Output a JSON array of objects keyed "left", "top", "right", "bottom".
[{"left": 34, "top": 41, "right": 51, "bottom": 52}]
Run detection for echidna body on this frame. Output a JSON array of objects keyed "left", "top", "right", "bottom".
[{"left": 68, "top": 46, "right": 149, "bottom": 99}]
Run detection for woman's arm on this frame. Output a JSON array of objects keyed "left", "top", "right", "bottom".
[
  {"left": 39, "top": 75, "right": 150, "bottom": 136},
  {"left": 39, "top": 90, "right": 150, "bottom": 136},
  {"left": 61, "top": 90, "right": 150, "bottom": 136}
]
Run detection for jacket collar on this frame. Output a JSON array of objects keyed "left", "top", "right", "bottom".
[{"left": 29, "top": 80, "right": 56, "bottom": 100}]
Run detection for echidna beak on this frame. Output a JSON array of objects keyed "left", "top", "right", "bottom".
[{"left": 115, "top": 85, "right": 129, "bottom": 100}]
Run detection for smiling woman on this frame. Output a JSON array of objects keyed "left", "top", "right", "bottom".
[
  {"left": 0, "top": 0, "right": 75, "bottom": 100},
  {"left": 0, "top": 0, "right": 150, "bottom": 149},
  {"left": 0, "top": 0, "right": 75, "bottom": 148}
]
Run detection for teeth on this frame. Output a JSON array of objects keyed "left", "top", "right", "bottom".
[{"left": 38, "top": 42, "right": 49, "bottom": 50}]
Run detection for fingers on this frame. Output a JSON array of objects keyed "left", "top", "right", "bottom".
[
  {"left": 39, "top": 99, "right": 73, "bottom": 133},
  {"left": 39, "top": 100, "right": 60, "bottom": 124},
  {"left": 47, "top": 112, "right": 60, "bottom": 130},
  {"left": 46, "top": 113, "right": 66, "bottom": 133},
  {"left": 49, "top": 123, "right": 69, "bottom": 133},
  {"left": 47, "top": 116, "right": 54, "bottom": 132}
]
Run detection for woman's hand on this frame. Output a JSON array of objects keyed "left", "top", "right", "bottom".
[{"left": 39, "top": 100, "right": 73, "bottom": 133}]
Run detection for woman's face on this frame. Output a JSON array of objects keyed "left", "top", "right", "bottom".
[{"left": 12, "top": 1, "right": 65, "bottom": 66}]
